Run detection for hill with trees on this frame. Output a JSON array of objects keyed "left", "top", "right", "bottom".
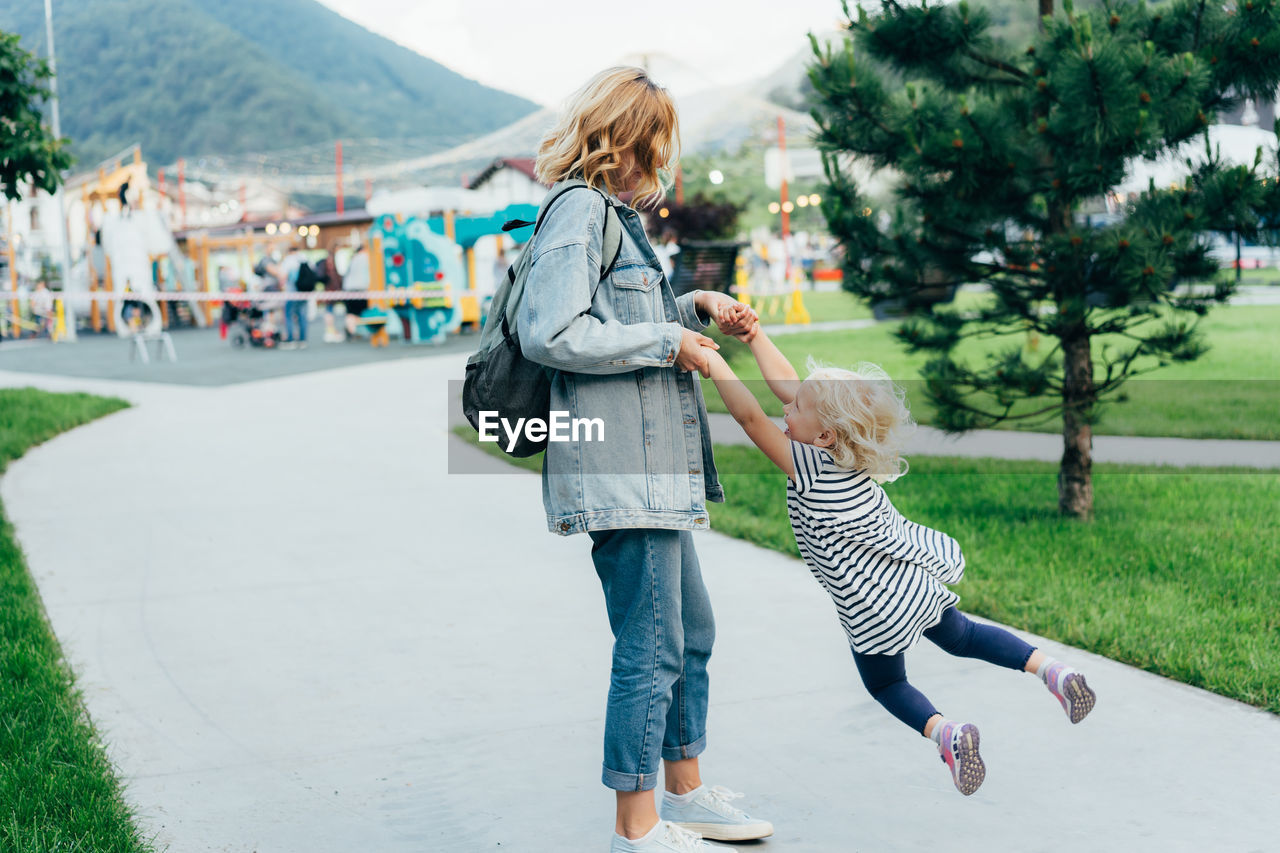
[{"left": 0, "top": 0, "right": 539, "bottom": 170}]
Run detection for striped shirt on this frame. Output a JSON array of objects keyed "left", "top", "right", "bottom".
[{"left": 787, "top": 441, "right": 965, "bottom": 655}]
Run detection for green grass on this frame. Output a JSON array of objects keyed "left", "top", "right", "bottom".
[
  {"left": 453, "top": 426, "right": 1280, "bottom": 714},
  {"left": 1236, "top": 267, "right": 1280, "bottom": 286},
  {"left": 0, "top": 388, "right": 153, "bottom": 853},
  {"left": 750, "top": 285, "right": 1053, "bottom": 326},
  {"left": 704, "top": 303, "right": 1280, "bottom": 440},
  {"left": 750, "top": 288, "right": 873, "bottom": 324}
]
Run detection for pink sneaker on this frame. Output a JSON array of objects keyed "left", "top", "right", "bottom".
[
  {"left": 1044, "top": 663, "right": 1097, "bottom": 724},
  {"left": 936, "top": 721, "right": 985, "bottom": 796}
]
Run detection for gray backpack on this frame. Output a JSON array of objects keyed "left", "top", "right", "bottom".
[{"left": 462, "top": 180, "right": 622, "bottom": 457}]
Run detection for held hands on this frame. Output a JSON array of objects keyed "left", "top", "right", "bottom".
[
  {"left": 676, "top": 328, "right": 718, "bottom": 374},
  {"left": 696, "top": 291, "right": 761, "bottom": 343},
  {"left": 695, "top": 345, "right": 727, "bottom": 379}
]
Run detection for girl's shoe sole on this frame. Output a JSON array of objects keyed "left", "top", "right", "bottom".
[
  {"left": 1060, "top": 673, "right": 1097, "bottom": 723},
  {"left": 943, "top": 724, "right": 985, "bottom": 796}
]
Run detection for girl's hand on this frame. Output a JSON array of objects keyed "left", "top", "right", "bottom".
[
  {"left": 697, "top": 344, "right": 726, "bottom": 378},
  {"left": 697, "top": 291, "right": 757, "bottom": 337},
  {"left": 720, "top": 302, "right": 758, "bottom": 340},
  {"left": 730, "top": 316, "right": 760, "bottom": 344}
]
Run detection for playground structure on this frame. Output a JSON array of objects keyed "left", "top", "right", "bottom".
[
  {"left": 350, "top": 200, "right": 537, "bottom": 346},
  {"left": 97, "top": 210, "right": 203, "bottom": 336},
  {"left": 73, "top": 148, "right": 206, "bottom": 337},
  {"left": 733, "top": 244, "right": 813, "bottom": 326},
  {"left": 362, "top": 214, "right": 466, "bottom": 346}
]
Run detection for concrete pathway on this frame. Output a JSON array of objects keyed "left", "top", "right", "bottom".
[
  {"left": 761, "top": 319, "right": 878, "bottom": 336},
  {"left": 2, "top": 358, "right": 1278, "bottom": 852},
  {"left": 705, "top": 413, "right": 1280, "bottom": 469},
  {"left": 0, "top": 322, "right": 468, "bottom": 386}
]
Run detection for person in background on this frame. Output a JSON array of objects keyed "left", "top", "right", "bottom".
[
  {"left": 30, "top": 279, "right": 54, "bottom": 336},
  {"left": 319, "top": 250, "right": 345, "bottom": 343},
  {"left": 655, "top": 228, "right": 680, "bottom": 281},
  {"left": 341, "top": 244, "right": 369, "bottom": 337},
  {"left": 217, "top": 265, "right": 236, "bottom": 292},
  {"left": 280, "top": 247, "right": 307, "bottom": 350}
]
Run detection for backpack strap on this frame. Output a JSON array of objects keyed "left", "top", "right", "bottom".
[
  {"left": 502, "top": 179, "right": 623, "bottom": 280},
  {"left": 496, "top": 182, "right": 624, "bottom": 345},
  {"left": 600, "top": 202, "right": 622, "bottom": 279}
]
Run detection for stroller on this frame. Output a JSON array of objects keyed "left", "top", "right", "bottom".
[{"left": 222, "top": 289, "right": 280, "bottom": 348}]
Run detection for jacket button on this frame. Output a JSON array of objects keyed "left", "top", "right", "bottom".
[
  {"left": 684, "top": 418, "right": 696, "bottom": 425},
  {"left": 689, "top": 469, "right": 700, "bottom": 475},
  {"left": 559, "top": 522, "right": 570, "bottom": 532}
]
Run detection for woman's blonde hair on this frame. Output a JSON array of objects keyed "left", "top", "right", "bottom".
[
  {"left": 535, "top": 67, "right": 680, "bottom": 208},
  {"left": 804, "top": 358, "right": 917, "bottom": 483}
]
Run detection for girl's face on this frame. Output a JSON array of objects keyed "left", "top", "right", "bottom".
[{"left": 783, "top": 381, "right": 834, "bottom": 448}]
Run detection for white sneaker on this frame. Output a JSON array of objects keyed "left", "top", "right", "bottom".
[
  {"left": 660, "top": 785, "right": 774, "bottom": 841},
  {"left": 610, "top": 820, "right": 734, "bottom": 851}
]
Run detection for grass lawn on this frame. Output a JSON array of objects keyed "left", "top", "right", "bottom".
[
  {"left": 452, "top": 426, "right": 1280, "bottom": 714},
  {"left": 1236, "top": 267, "right": 1280, "bottom": 286},
  {"left": 0, "top": 388, "right": 152, "bottom": 853},
  {"left": 705, "top": 303, "right": 1280, "bottom": 440},
  {"left": 750, "top": 288, "right": 873, "bottom": 324}
]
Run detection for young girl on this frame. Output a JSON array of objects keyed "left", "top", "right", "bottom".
[{"left": 698, "top": 317, "right": 1096, "bottom": 796}]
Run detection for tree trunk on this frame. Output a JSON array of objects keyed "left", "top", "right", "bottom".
[
  {"left": 1039, "top": 0, "right": 1054, "bottom": 25},
  {"left": 1059, "top": 333, "right": 1094, "bottom": 519}
]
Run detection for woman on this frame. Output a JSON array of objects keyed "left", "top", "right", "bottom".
[{"left": 519, "top": 68, "right": 775, "bottom": 852}]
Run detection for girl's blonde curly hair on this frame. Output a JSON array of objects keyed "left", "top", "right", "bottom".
[
  {"left": 535, "top": 67, "right": 679, "bottom": 208},
  {"left": 804, "top": 357, "right": 917, "bottom": 483}
]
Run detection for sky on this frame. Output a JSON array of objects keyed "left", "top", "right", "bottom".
[{"left": 316, "top": 0, "right": 848, "bottom": 108}]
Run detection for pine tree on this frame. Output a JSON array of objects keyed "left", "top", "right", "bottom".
[
  {"left": 809, "top": 0, "right": 1280, "bottom": 518},
  {"left": 0, "top": 30, "right": 72, "bottom": 200}
]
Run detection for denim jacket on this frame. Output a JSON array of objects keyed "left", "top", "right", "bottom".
[{"left": 518, "top": 182, "right": 724, "bottom": 535}]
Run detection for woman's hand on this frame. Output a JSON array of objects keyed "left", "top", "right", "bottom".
[{"left": 676, "top": 328, "right": 718, "bottom": 374}]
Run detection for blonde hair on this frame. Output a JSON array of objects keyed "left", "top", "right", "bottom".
[
  {"left": 804, "top": 358, "right": 916, "bottom": 483},
  {"left": 535, "top": 67, "right": 680, "bottom": 208}
]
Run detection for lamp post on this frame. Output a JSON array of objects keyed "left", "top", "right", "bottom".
[{"left": 44, "top": 0, "right": 76, "bottom": 339}]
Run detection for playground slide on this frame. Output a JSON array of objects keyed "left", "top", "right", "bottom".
[{"left": 100, "top": 211, "right": 206, "bottom": 337}]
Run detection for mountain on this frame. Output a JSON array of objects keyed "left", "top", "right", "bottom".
[{"left": 0, "top": 0, "right": 539, "bottom": 171}]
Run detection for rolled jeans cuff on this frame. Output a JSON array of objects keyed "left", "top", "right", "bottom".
[
  {"left": 661, "top": 734, "right": 706, "bottom": 763},
  {"left": 602, "top": 764, "right": 660, "bottom": 792}
]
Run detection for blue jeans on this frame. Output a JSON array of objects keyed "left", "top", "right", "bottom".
[
  {"left": 852, "top": 607, "right": 1036, "bottom": 734},
  {"left": 589, "top": 528, "right": 715, "bottom": 791},
  {"left": 284, "top": 300, "right": 307, "bottom": 342}
]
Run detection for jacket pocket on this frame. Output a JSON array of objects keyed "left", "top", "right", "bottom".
[{"left": 609, "top": 264, "right": 660, "bottom": 323}]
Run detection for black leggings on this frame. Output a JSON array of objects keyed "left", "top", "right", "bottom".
[{"left": 851, "top": 607, "right": 1036, "bottom": 734}]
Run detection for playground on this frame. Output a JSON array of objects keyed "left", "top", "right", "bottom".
[{"left": 3, "top": 147, "right": 555, "bottom": 356}]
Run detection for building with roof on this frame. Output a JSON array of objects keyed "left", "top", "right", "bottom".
[{"left": 466, "top": 158, "right": 546, "bottom": 210}]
